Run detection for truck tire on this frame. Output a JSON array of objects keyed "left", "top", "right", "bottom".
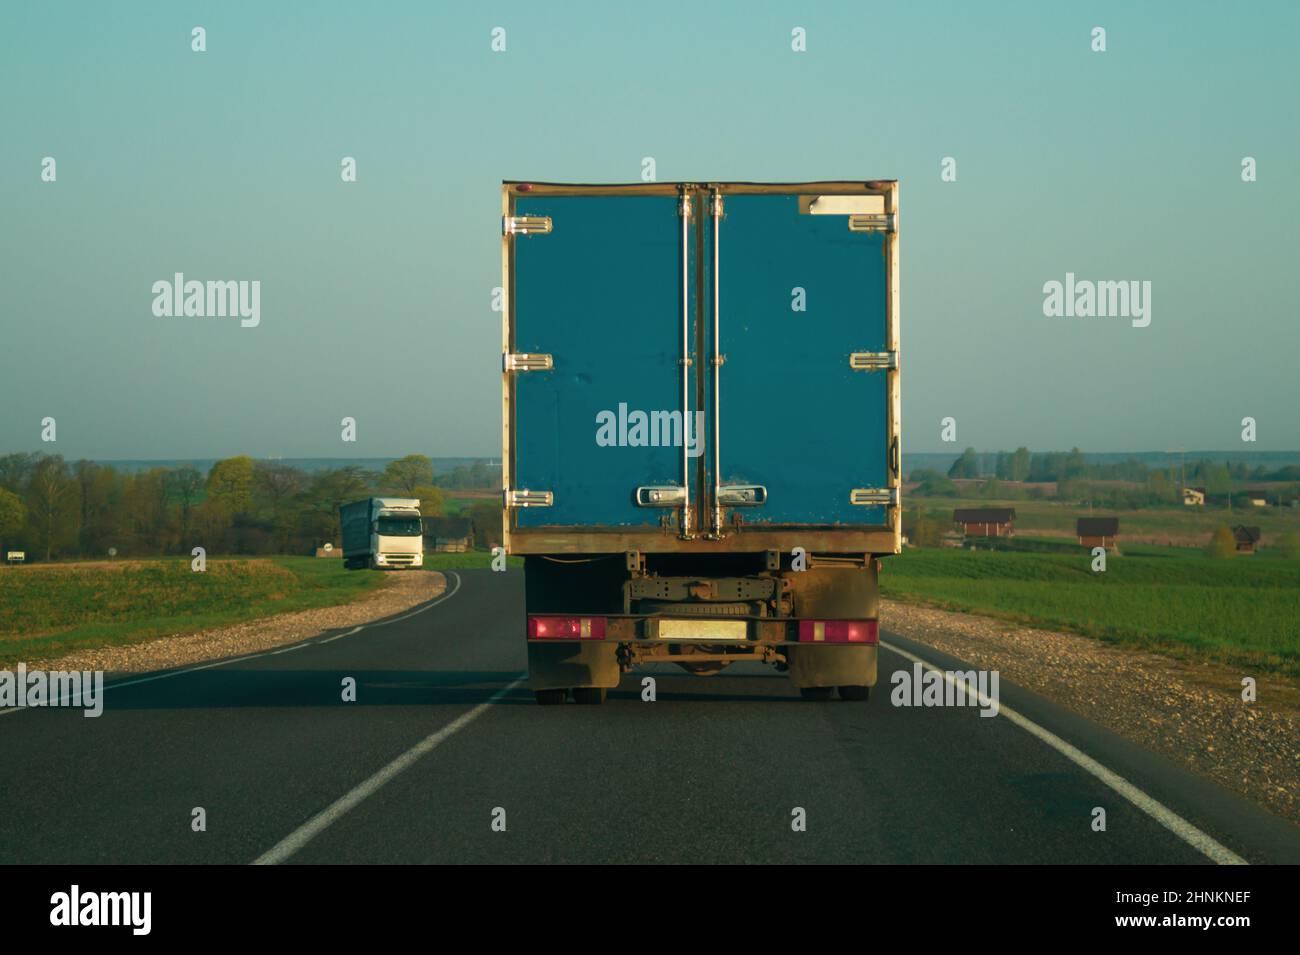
[
  {"left": 534, "top": 689, "right": 566, "bottom": 706},
  {"left": 572, "top": 687, "right": 606, "bottom": 705},
  {"left": 799, "top": 687, "right": 834, "bottom": 701},
  {"left": 838, "top": 685, "right": 871, "bottom": 702}
]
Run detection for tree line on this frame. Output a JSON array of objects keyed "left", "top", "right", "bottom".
[{"left": 0, "top": 453, "right": 501, "bottom": 562}]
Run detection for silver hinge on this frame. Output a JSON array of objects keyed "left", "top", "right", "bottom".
[
  {"left": 502, "top": 215, "right": 552, "bottom": 236},
  {"left": 849, "top": 351, "right": 898, "bottom": 371},
  {"left": 636, "top": 486, "right": 688, "bottom": 507},
  {"left": 850, "top": 487, "right": 899, "bottom": 507},
  {"left": 505, "top": 489, "right": 553, "bottom": 508},
  {"left": 717, "top": 484, "right": 766, "bottom": 506},
  {"left": 503, "top": 352, "right": 553, "bottom": 372},
  {"left": 848, "top": 213, "right": 896, "bottom": 233}
]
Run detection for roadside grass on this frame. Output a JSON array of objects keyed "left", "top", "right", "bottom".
[
  {"left": 0, "top": 557, "right": 386, "bottom": 666},
  {"left": 880, "top": 547, "right": 1300, "bottom": 676}
]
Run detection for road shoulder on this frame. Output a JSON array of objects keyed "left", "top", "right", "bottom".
[
  {"left": 881, "top": 597, "right": 1300, "bottom": 828},
  {"left": 27, "top": 571, "right": 447, "bottom": 674}
]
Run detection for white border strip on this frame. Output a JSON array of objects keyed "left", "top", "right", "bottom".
[{"left": 881, "top": 639, "right": 1248, "bottom": 865}]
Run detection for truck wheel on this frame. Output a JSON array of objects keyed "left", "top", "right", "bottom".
[
  {"left": 534, "top": 689, "right": 566, "bottom": 706},
  {"left": 799, "top": 687, "right": 834, "bottom": 701},
  {"left": 572, "top": 687, "right": 606, "bottom": 705},
  {"left": 839, "top": 685, "right": 871, "bottom": 702}
]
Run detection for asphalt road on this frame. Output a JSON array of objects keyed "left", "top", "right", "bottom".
[{"left": 2, "top": 568, "right": 1298, "bottom": 864}]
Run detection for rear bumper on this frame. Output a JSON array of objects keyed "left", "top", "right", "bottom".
[
  {"left": 526, "top": 615, "right": 877, "bottom": 646},
  {"left": 526, "top": 617, "right": 878, "bottom": 690}
]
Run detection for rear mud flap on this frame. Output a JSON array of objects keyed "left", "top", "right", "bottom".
[
  {"left": 528, "top": 641, "right": 620, "bottom": 690},
  {"left": 786, "top": 644, "right": 877, "bottom": 689}
]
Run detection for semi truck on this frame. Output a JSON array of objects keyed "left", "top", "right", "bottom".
[
  {"left": 339, "top": 497, "right": 424, "bottom": 570},
  {"left": 500, "top": 180, "right": 900, "bottom": 705}
]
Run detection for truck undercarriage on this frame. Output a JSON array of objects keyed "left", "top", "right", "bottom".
[{"left": 524, "top": 553, "right": 881, "bottom": 704}]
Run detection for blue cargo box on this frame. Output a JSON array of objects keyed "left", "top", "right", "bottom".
[{"left": 501, "top": 181, "right": 900, "bottom": 557}]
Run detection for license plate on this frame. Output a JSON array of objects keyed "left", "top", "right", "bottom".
[{"left": 657, "top": 619, "right": 748, "bottom": 641}]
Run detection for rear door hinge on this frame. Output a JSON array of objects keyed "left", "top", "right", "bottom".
[
  {"left": 505, "top": 489, "right": 553, "bottom": 508},
  {"left": 502, "top": 215, "right": 552, "bottom": 236},
  {"left": 849, "top": 351, "right": 898, "bottom": 371},
  {"left": 503, "top": 353, "right": 553, "bottom": 372}
]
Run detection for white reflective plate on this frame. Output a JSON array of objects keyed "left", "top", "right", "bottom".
[{"left": 657, "top": 618, "right": 748, "bottom": 641}]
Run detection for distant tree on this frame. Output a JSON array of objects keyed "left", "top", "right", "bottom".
[
  {"left": 0, "top": 487, "right": 26, "bottom": 550},
  {"left": 26, "top": 455, "right": 79, "bottom": 561},
  {"left": 207, "top": 456, "right": 255, "bottom": 514},
  {"left": 0, "top": 452, "right": 39, "bottom": 495},
  {"left": 948, "top": 447, "right": 979, "bottom": 479},
  {"left": 468, "top": 500, "right": 503, "bottom": 549},
  {"left": 917, "top": 475, "right": 960, "bottom": 497},
  {"left": 307, "top": 466, "right": 372, "bottom": 543},
  {"left": 382, "top": 455, "right": 434, "bottom": 496},
  {"left": 253, "top": 461, "right": 307, "bottom": 507},
  {"left": 413, "top": 484, "right": 446, "bottom": 517},
  {"left": 908, "top": 512, "right": 944, "bottom": 548},
  {"left": 165, "top": 466, "right": 204, "bottom": 544},
  {"left": 1010, "top": 447, "right": 1031, "bottom": 482},
  {"left": 123, "top": 468, "right": 171, "bottom": 554},
  {"left": 75, "top": 460, "right": 125, "bottom": 556},
  {"left": 1205, "top": 526, "right": 1236, "bottom": 558}
]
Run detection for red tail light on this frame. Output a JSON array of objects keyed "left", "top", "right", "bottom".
[
  {"left": 527, "top": 615, "right": 607, "bottom": 640},
  {"left": 797, "top": 620, "right": 878, "bottom": 644}
]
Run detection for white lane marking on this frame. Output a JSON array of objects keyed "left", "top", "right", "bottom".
[
  {"left": 270, "top": 643, "right": 309, "bottom": 655},
  {"left": 253, "top": 675, "right": 527, "bottom": 865},
  {"left": 0, "top": 571, "right": 463, "bottom": 714},
  {"left": 320, "top": 626, "right": 363, "bottom": 644},
  {"left": 880, "top": 639, "right": 1249, "bottom": 866}
]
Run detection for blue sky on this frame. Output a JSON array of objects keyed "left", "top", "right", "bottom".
[{"left": 2, "top": 1, "right": 1296, "bottom": 459}]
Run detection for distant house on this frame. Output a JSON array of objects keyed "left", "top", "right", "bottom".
[
  {"left": 1232, "top": 525, "right": 1261, "bottom": 554},
  {"left": 423, "top": 516, "right": 473, "bottom": 552},
  {"left": 952, "top": 507, "right": 1016, "bottom": 537},
  {"left": 1181, "top": 486, "right": 1206, "bottom": 506},
  {"left": 1077, "top": 517, "right": 1119, "bottom": 549},
  {"left": 1246, "top": 490, "right": 1268, "bottom": 507}
]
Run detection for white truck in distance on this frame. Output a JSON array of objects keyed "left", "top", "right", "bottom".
[{"left": 340, "top": 497, "right": 424, "bottom": 570}]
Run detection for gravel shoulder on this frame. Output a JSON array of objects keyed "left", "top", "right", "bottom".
[
  {"left": 29, "top": 571, "right": 446, "bottom": 675},
  {"left": 882, "top": 597, "right": 1300, "bottom": 827}
]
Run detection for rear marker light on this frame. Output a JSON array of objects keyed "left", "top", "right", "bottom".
[
  {"left": 798, "top": 620, "right": 878, "bottom": 644},
  {"left": 527, "top": 615, "right": 607, "bottom": 640}
]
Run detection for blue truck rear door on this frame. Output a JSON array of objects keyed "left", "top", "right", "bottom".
[
  {"left": 708, "top": 190, "right": 893, "bottom": 527},
  {"left": 510, "top": 193, "right": 695, "bottom": 529}
]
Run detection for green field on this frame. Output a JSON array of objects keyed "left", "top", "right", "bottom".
[
  {"left": 907, "top": 495, "right": 1300, "bottom": 547},
  {"left": 880, "top": 546, "right": 1300, "bottom": 675},
  {"left": 0, "top": 557, "right": 387, "bottom": 666}
]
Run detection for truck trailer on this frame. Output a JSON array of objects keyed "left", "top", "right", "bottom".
[
  {"left": 500, "top": 180, "right": 900, "bottom": 705},
  {"left": 339, "top": 497, "right": 424, "bottom": 570}
]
